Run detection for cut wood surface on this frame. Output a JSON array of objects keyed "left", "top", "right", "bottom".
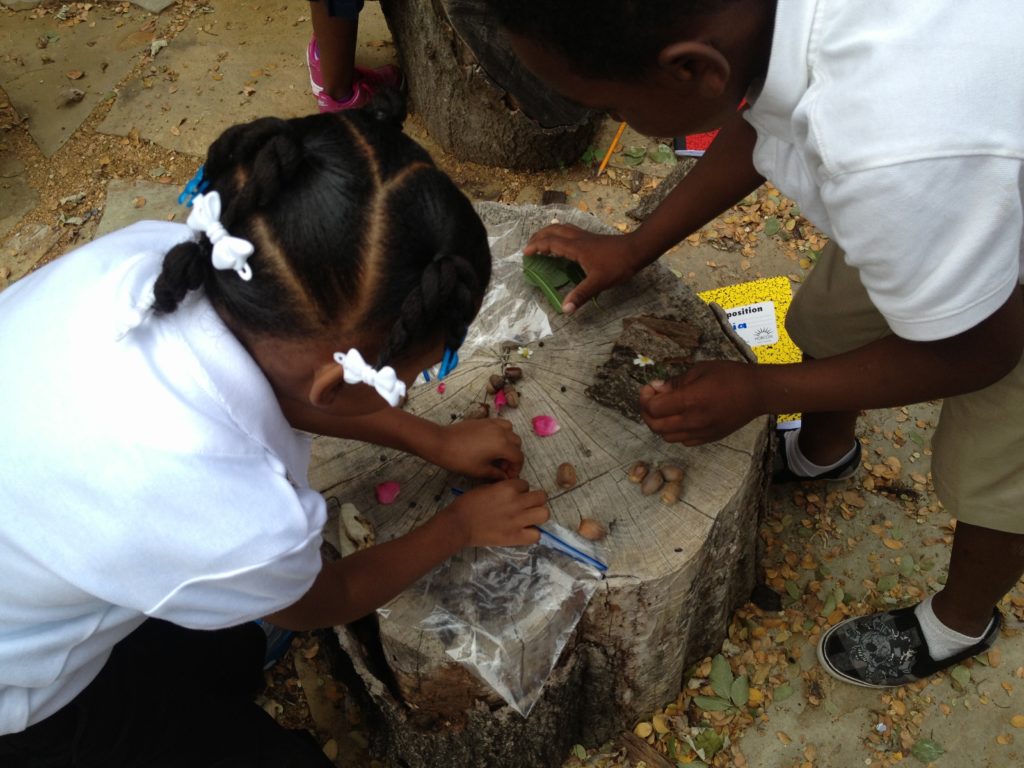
[{"left": 309, "top": 204, "right": 771, "bottom": 767}]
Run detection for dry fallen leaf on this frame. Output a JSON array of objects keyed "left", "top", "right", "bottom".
[
  {"left": 66, "top": 69, "right": 84, "bottom": 80},
  {"left": 1011, "top": 714, "right": 1024, "bottom": 728},
  {"left": 883, "top": 538, "right": 905, "bottom": 550}
]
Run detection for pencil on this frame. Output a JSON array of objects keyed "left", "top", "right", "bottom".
[{"left": 596, "top": 121, "right": 627, "bottom": 177}]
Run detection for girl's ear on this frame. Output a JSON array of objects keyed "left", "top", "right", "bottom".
[
  {"left": 309, "top": 361, "right": 346, "bottom": 407},
  {"left": 657, "top": 40, "right": 731, "bottom": 99}
]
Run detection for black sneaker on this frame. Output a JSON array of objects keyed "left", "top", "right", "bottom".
[
  {"left": 772, "top": 429, "right": 862, "bottom": 484},
  {"left": 817, "top": 603, "right": 1002, "bottom": 688}
]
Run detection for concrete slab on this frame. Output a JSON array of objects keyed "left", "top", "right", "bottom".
[
  {"left": 0, "top": 0, "right": 42, "bottom": 11},
  {"left": 95, "top": 178, "right": 183, "bottom": 238},
  {"left": 0, "top": 9, "right": 163, "bottom": 156},
  {"left": 0, "top": 221, "right": 60, "bottom": 289},
  {"left": 130, "top": 0, "right": 176, "bottom": 13},
  {"left": 0, "top": 150, "right": 36, "bottom": 239}
]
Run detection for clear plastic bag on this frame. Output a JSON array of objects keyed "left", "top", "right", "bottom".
[
  {"left": 461, "top": 221, "right": 555, "bottom": 356},
  {"left": 378, "top": 524, "right": 603, "bottom": 717}
]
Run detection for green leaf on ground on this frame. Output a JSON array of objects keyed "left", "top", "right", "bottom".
[
  {"left": 572, "top": 744, "right": 587, "bottom": 760},
  {"left": 693, "top": 695, "right": 734, "bottom": 712},
  {"left": 730, "top": 675, "right": 750, "bottom": 707},
  {"left": 648, "top": 143, "right": 678, "bottom": 165},
  {"left": 950, "top": 665, "right": 971, "bottom": 688},
  {"left": 773, "top": 683, "right": 794, "bottom": 702},
  {"left": 622, "top": 145, "right": 647, "bottom": 166},
  {"left": 910, "top": 738, "right": 946, "bottom": 762},
  {"left": 710, "top": 654, "right": 734, "bottom": 698},
  {"left": 692, "top": 727, "right": 726, "bottom": 758},
  {"left": 764, "top": 216, "right": 781, "bottom": 236}
]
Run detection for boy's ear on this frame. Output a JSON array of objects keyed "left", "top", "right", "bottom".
[
  {"left": 657, "top": 41, "right": 731, "bottom": 98},
  {"left": 309, "top": 361, "right": 346, "bottom": 407}
]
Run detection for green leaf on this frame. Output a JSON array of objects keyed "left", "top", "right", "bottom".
[
  {"left": 773, "top": 683, "right": 794, "bottom": 702},
  {"left": 785, "top": 580, "right": 801, "bottom": 601},
  {"left": 622, "top": 145, "right": 646, "bottom": 166},
  {"left": 693, "top": 695, "right": 734, "bottom": 712},
  {"left": 877, "top": 574, "right": 898, "bottom": 592},
  {"left": 709, "top": 654, "right": 734, "bottom": 699},
  {"left": 648, "top": 143, "right": 678, "bottom": 165},
  {"left": 572, "top": 744, "right": 587, "bottom": 760},
  {"left": 764, "top": 216, "right": 781, "bottom": 236},
  {"left": 692, "top": 728, "right": 725, "bottom": 759},
  {"left": 821, "top": 594, "right": 836, "bottom": 618},
  {"left": 664, "top": 734, "right": 678, "bottom": 760},
  {"left": 730, "top": 675, "right": 749, "bottom": 707},
  {"left": 910, "top": 738, "right": 945, "bottom": 762},
  {"left": 899, "top": 556, "right": 916, "bottom": 577},
  {"left": 523, "top": 254, "right": 572, "bottom": 313},
  {"left": 950, "top": 665, "right": 971, "bottom": 688}
]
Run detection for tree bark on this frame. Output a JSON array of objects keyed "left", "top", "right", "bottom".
[
  {"left": 378, "top": 0, "right": 599, "bottom": 170},
  {"left": 308, "top": 204, "right": 772, "bottom": 767}
]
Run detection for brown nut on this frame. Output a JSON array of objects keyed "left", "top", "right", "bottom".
[
  {"left": 504, "top": 384, "right": 520, "bottom": 408},
  {"left": 660, "top": 481, "right": 682, "bottom": 504},
  {"left": 556, "top": 462, "right": 577, "bottom": 489},
  {"left": 504, "top": 365, "right": 523, "bottom": 382},
  {"left": 577, "top": 518, "right": 606, "bottom": 541},
  {"left": 628, "top": 461, "right": 650, "bottom": 484},
  {"left": 659, "top": 464, "right": 684, "bottom": 483},
  {"left": 640, "top": 469, "right": 665, "bottom": 496},
  {"left": 486, "top": 374, "right": 506, "bottom": 395},
  {"left": 463, "top": 402, "right": 490, "bottom": 420}
]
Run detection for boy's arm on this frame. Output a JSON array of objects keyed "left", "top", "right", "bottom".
[
  {"left": 640, "top": 287, "right": 1024, "bottom": 444},
  {"left": 525, "top": 111, "right": 765, "bottom": 313}
]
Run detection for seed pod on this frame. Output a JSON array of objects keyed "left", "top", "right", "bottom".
[
  {"left": 577, "top": 518, "right": 606, "bottom": 541},
  {"left": 556, "top": 462, "right": 577, "bottom": 489},
  {"left": 659, "top": 464, "right": 684, "bottom": 483},
  {"left": 463, "top": 402, "right": 490, "bottom": 420},
  {"left": 660, "top": 481, "right": 682, "bottom": 504},
  {"left": 628, "top": 461, "right": 650, "bottom": 484},
  {"left": 504, "top": 384, "right": 520, "bottom": 408},
  {"left": 486, "top": 374, "right": 505, "bottom": 395},
  {"left": 640, "top": 469, "right": 665, "bottom": 496},
  {"left": 504, "top": 366, "right": 523, "bottom": 382}
]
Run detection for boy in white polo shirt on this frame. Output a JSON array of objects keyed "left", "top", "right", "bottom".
[{"left": 486, "top": 0, "right": 1024, "bottom": 688}]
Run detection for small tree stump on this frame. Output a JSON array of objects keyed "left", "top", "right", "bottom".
[
  {"left": 308, "top": 204, "right": 771, "bottom": 767},
  {"left": 379, "top": 0, "right": 598, "bottom": 169}
]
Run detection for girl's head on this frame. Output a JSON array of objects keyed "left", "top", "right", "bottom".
[
  {"left": 153, "top": 94, "right": 491, "bottom": 416},
  {"left": 485, "top": 0, "right": 772, "bottom": 136}
]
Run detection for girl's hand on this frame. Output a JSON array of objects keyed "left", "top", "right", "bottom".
[
  {"left": 524, "top": 224, "right": 650, "bottom": 314},
  {"left": 445, "top": 479, "right": 549, "bottom": 548},
  {"left": 433, "top": 418, "right": 524, "bottom": 480},
  {"left": 638, "top": 361, "right": 765, "bottom": 445}
]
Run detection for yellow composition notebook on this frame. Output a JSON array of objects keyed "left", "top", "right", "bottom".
[{"left": 699, "top": 276, "right": 801, "bottom": 429}]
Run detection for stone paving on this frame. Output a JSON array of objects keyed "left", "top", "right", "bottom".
[{"left": 2, "top": 3, "right": 1023, "bottom": 767}]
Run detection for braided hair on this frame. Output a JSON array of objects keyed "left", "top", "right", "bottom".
[{"left": 153, "top": 91, "right": 490, "bottom": 367}]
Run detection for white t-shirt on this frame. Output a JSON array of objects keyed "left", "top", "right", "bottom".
[
  {"left": 744, "top": 0, "right": 1024, "bottom": 341},
  {"left": 0, "top": 222, "right": 326, "bottom": 734}
]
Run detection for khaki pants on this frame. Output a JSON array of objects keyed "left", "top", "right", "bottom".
[{"left": 786, "top": 242, "right": 1024, "bottom": 533}]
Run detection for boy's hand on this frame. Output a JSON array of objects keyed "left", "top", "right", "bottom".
[
  {"left": 639, "top": 361, "right": 765, "bottom": 445},
  {"left": 524, "top": 224, "right": 648, "bottom": 314},
  {"left": 445, "top": 479, "right": 549, "bottom": 548},
  {"left": 433, "top": 418, "right": 524, "bottom": 480}
]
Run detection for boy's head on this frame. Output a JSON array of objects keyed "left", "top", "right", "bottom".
[
  {"left": 485, "top": 0, "right": 775, "bottom": 136},
  {"left": 154, "top": 93, "right": 491, "bottom": 387}
]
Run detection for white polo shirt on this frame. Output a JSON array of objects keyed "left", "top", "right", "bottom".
[
  {"left": 745, "top": 0, "right": 1024, "bottom": 341},
  {"left": 0, "top": 221, "right": 326, "bottom": 734}
]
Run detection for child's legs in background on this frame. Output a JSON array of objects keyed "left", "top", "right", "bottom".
[
  {"left": 310, "top": 0, "right": 364, "bottom": 100},
  {"left": 784, "top": 240, "right": 891, "bottom": 463},
  {"left": 0, "top": 619, "right": 333, "bottom": 768}
]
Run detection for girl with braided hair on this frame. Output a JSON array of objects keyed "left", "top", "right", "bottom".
[{"left": 0, "top": 95, "right": 547, "bottom": 766}]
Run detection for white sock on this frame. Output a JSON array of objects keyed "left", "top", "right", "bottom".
[
  {"left": 783, "top": 428, "right": 857, "bottom": 477},
  {"left": 915, "top": 594, "right": 993, "bottom": 661}
]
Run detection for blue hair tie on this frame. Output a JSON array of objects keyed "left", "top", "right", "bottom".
[{"left": 177, "top": 165, "right": 210, "bottom": 208}]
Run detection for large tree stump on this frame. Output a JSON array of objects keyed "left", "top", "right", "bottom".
[
  {"left": 379, "top": 0, "right": 598, "bottom": 169},
  {"left": 308, "top": 204, "right": 772, "bottom": 767}
]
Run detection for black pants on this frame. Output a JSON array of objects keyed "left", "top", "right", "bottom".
[{"left": 0, "top": 619, "right": 333, "bottom": 767}]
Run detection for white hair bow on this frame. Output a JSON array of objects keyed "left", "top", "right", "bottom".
[
  {"left": 187, "top": 191, "right": 255, "bottom": 281},
  {"left": 333, "top": 349, "right": 407, "bottom": 407}
]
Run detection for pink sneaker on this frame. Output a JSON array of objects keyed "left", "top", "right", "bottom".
[{"left": 306, "top": 36, "right": 404, "bottom": 113}]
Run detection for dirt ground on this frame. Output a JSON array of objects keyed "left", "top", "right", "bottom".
[{"left": 3, "top": 3, "right": 1024, "bottom": 767}]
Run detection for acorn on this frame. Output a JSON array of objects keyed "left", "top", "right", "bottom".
[
  {"left": 577, "top": 518, "right": 606, "bottom": 541},
  {"left": 504, "top": 366, "right": 523, "bottom": 382},
  {"left": 504, "top": 384, "right": 520, "bottom": 408},
  {"left": 486, "top": 374, "right": 506, "bottom": 395},
  {"left": 556, "top": 462, "right": 577, "bottom": 489},
  {"left": 463, "top": 402, "right": 490, "bottom": 420},
  {"left": 640, "top": 469, "right": 665, "bottom": 496},
  {"left": 660, "top": 481, "right": 682, "bottom": 504},
  {"left": 659, "top": 464, "right": 684, "bottom": 483},
  {"left": 628, "top": 461, "right": 650, "bottom": 484}
]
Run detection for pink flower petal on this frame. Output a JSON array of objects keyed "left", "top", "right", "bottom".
[
  {"left": 375, "top": 481, "right": 401, "bottom": 505},
  {"left": 437, "top": 382, "right": 446, "bottom": 394},
  {"left": 531, "top": 415, "right": 561, "bottom": 437},
  {"left": 494, "top": 389, "right": 507, "bottom": 409}
]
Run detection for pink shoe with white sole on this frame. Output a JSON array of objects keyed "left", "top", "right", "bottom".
[{"left": 306, "top": 36, "right": 404, "bottom": 113}]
